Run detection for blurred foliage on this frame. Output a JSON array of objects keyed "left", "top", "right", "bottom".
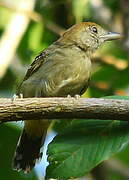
[
  {"left": 103, "top": 0, "right": 120, "bottom": 12},
  {"left": 0, "top": 123, "right": 38, "bottom": 180},
  {"left": 0, "top": 0, "right": 129, "bottom": 179}
]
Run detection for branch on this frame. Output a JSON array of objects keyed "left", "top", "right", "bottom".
[{"left": 0, "top": 98, "right": 129, "bottom": 122}]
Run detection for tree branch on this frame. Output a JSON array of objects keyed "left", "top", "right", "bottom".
[{"left": 0, "top": 97, "right": 129, "bottom": 122}]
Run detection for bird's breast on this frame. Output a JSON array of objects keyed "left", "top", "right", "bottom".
[{"left": 53, "top": 51, "right": 92, "bottom": 96}]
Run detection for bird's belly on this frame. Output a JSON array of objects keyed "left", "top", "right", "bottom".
[
  {"left": 56, "top": 76, "right": 89, "bottom": 96},
  {"left": 20, "top": 56, "right": 91, "bottom": 97},
  {"left": 56, "top": 61, "right": 91, "bottom": 96},
  {"left": 20, "top": 74, "right": 89, "bottom": 97}
]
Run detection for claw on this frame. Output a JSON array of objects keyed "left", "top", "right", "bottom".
[
  {"left": 19, "top": 93, "right": 23, "bottom": 99},
  {"left": 74, "top": 94, "right": 80, "bottom": 99},
  {"left": 11, "top": 93, "right": 23, "bottom": 103},
  {"left": 12, "top": 94, "right": 19, "bottom": 103},
  {"left": 67, "top": 94, "right": 72, "bottom": 98}
]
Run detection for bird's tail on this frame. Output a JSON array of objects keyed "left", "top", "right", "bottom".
[{"left": 12, "top": 120, "right": 50, "bottom": 173}]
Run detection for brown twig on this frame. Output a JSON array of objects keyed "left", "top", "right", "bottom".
[{"left": 1, "top": 98, "right": 129, "bottom": 122}]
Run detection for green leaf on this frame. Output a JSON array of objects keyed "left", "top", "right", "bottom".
[
  {"left": 103, "top": 95, "right": 129, "bottom": 100},
  {"left": 46, "top": 119, "right": 129, "bottom": 179}
]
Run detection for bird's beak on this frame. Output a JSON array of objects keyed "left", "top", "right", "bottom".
[{"left": 100, "top": 32, "right": 123, "bottom": 41}]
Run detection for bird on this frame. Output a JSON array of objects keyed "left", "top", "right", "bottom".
[{"left": 12, "top": 22, "right": 122, "bottom": 173}]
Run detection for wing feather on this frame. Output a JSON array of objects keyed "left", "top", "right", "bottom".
[{"left": 23, "top": 50, "right": 49, "bottom": 81}]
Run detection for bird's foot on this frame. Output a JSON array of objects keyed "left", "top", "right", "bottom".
[
  {"left": 67, "top": 94, "right": 72, "bottom": 98},
  {"left": 12, "top": 94, "right": 18, "bottom": 103},
  {"left": 67, "top": 94, "right": 80, "bottom": 99},
  {"left": 74, "top": 94, "right": 81, "bottom": 100},
  {"left": 12, "top": 93, "right": 23, "bottom": 103},
  {"left": 19, "top": 93, "right": 23, "bottom": 98}
]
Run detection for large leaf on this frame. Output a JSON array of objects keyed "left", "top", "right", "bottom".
[
  {"left": 46, "top": 120, "right": 129, "bottom": 179},
  {"left": 46, "top": 96, "right": 129, "bottom": 179}
]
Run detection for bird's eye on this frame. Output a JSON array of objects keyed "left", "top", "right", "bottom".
[{"left": 91, "top": 26, "right": 98, "bottom": 33}]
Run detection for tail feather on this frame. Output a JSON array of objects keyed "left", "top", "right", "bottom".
[{"left": 12, "top": 129, "right": 46, "bottom": 173}]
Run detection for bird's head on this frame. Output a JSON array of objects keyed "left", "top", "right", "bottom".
[{"left": 59, "top": 22, "right": 122, "bottom": 54}]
